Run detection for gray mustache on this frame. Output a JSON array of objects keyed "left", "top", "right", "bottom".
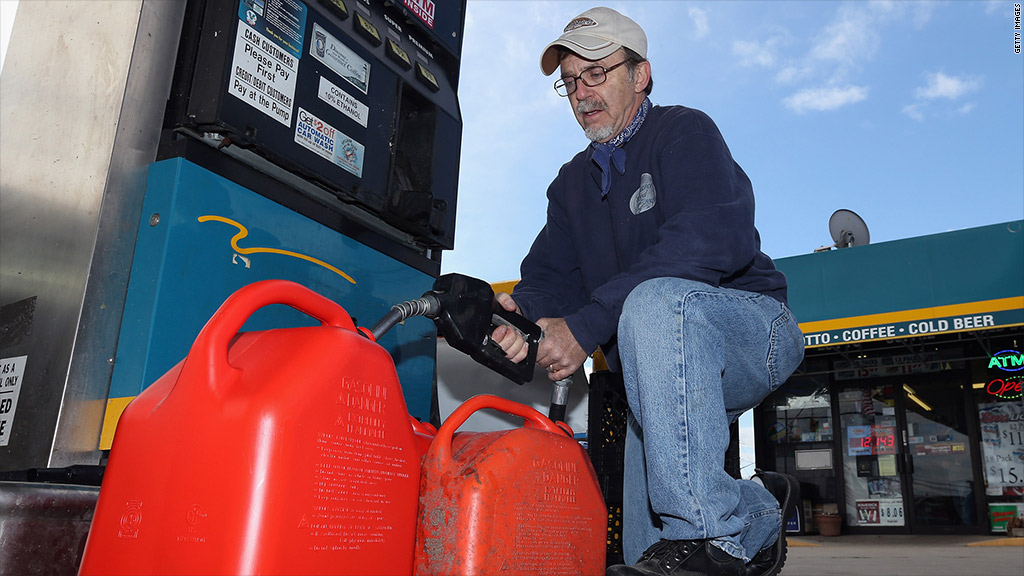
[{"left": 576, "top": 99, "right": 606, "bottom": 115}]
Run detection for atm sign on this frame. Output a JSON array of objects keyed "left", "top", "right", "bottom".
[
  {"left": 403, "top": 0, "right": 435, "bottom": 29},
  {"left": 988, "top": 350, "right": 1024, "bottom": 372}
]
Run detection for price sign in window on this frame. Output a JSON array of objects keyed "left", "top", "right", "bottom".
[
  {"left": 979, "top": 402, "right": 1024, "bottom": 494},
  {"left": 848, "top": 425, "right": 897, "bottom": 456}
]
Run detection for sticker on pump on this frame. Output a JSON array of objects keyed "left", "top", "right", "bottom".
[
  {"left": 311, "top": 22, "right": 370, "bottom": 95},
  {"left": 295, "top": 107, "right": 364, "bottom": 178},
  {"left": 0, "top": 355, "right": 27, "bottom": 447},
  {"left": 229, "top": 21, "right": 299, "bottom": 127},
  {"left": 318, "top": 76, "right": 369, "bottom": 127}
]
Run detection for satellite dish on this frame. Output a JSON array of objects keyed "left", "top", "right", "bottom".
[{"left": 815, "top": 209, "right": 870, "bottom": 252}]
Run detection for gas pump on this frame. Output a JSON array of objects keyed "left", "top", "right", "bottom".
[{"left": 0, "top": 0, "right": 465, "bottom": 471}]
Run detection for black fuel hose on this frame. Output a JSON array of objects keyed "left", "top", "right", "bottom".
[{"left": 368, "top": 294, "right": 440, "bottom": 340}]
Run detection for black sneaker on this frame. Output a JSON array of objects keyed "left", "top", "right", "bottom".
[
  {"left": 744, "top": 470, "right": 800, "bottom": 576},
  {"left": 607, "top": 539, "right": 744, "bottom": 576}
]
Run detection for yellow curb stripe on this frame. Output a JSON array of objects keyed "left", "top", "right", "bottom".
[{"left": 966, "top": 537, "right": 1024, "bottom": 547}]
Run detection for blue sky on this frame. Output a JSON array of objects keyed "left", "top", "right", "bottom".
[{"left": 444, "top": 0, "right": 1024, "bottom": 283}]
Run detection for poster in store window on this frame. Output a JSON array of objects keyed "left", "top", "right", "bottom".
[
  {"left": 848, "top": 425, "right": 872, "bottom": 456},
  {"left": 978, "top": 401, "right": 1024, "bottom": 495},
  {"left": 847, "top": 424, "right": 897, "bottom": 457},
  {"left": 856, "top": 499, "right": 904, "bottom": 526}
]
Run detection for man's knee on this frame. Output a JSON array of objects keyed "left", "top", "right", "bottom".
[{"left": 621, "top": 277, "right": 713, "bottom": 327}]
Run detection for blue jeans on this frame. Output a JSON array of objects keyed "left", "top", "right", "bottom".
[{"left": 618, "top": 278, "right": 804, "bottom": 563}]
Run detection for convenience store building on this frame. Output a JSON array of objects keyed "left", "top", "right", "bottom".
[{"left": 755, "top": 220, "right": 1024, "bottom": 535}]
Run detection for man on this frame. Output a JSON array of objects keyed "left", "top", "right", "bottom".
[{"left": 491, "top": 7, "right": 805, "bottom": 576}]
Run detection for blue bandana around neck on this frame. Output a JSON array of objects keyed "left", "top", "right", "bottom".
[{"left": 591, "top": 97, "right": 651, "bottom": 197}]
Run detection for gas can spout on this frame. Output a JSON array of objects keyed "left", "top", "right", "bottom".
[{"left": 368, "top": 294, "right": 441, "bottom": 340}]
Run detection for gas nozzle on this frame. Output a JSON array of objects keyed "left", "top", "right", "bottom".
[
  {"left": 370, "top": 273, "right": 542, "bottom": 384},
  {"left": 426, "top": 274, "right": 542, "bottom": 385}
]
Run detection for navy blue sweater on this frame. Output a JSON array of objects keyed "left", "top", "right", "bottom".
[{"left": 511, "top": 105, "right": 788, "bottom": 361}]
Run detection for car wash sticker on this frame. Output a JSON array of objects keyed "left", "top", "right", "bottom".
[
  {"left": 311, "top": 22, "right": 370, "bottom": 94},
  {"left": 0, "top": 355, "right": 27, "bottom": 447},
  {"left": 229, "top": 20, "right": 301, "bottom": 127},
  {"left": 295, "top": 107, "right": 365, "bottom": 178},
  {"left": 318, "top": 76, "right": 369, "bottom": 127}
]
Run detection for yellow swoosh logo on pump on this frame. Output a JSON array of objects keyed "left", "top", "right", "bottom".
[{"left": 198, "top": 215, "right": 356, "bottom": 284}]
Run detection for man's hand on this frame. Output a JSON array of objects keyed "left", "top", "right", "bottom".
[
  {"left": 536, "top": 318, "right": 587, "bottom": 381},
  {"left": 492, "top": 293, "right": 529, "bottom": 363},
  {"left": 490, "top": 293, "right": 587, "bottom": 380}
]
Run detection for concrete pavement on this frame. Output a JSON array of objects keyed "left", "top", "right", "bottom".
[{"left": 779, "top": 535, "right": 1023, "bottom": 576}]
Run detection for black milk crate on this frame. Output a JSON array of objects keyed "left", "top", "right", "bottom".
[
  {"left": 587, "top": 370, "right": 628, "bottom": 566},
  {"left": 586, "top": 370, "right": 743, "bottom": 566}
]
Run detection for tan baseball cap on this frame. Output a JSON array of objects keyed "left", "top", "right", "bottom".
[{"left": 540, "top": 7, "right": 648, "bottom": 76}]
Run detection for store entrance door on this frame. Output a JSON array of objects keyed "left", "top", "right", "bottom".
[
  {"left": 838, "top": 376, "right": 981, "bottom": 534},
  {"left": 901, "top": 378, "right": 980, "bottom": 533},
  {"left": 839, "top": 383, "right": 909, "bottom": 532}
]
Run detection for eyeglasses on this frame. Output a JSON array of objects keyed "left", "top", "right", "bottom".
[{"left": 553, "top": 60, "right": 629, "bottom": 97}]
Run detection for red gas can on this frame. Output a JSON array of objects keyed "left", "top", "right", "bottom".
[
  {"left": 409, "top": 415, "right": 437, "bottom": 457},
  {"left": 79, "top": 280, "right": 422, "bottom": 576},
  {"left": 414, "top": 395, "right": 607, "bottom": 576}
]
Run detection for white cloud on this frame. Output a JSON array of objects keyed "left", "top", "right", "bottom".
[
  {"left": 689, "top": 6, "right": 709, "bottom": 39},
  {"left": 810, "top": 6, "right": 880, "bottom": 68},
  {"left": 915, "top": 71, "right": 983, "bottom": 100},
  {"left": 734, "top": 38, "right": 781, "bottom": 68},
  {"left": 783, "top": 85, "right": 869, "bottom": 113},
  {"left": 901, "top": 103, "right": 925, "bottom": 122},
  {"left": 775, "top": 64, "right": 813, "bottom": 85},
  {"left": 901, "top": 71, "right": 983, "bottom": 121},
  {"left": 761, "top": 4, "right": 883, "bottom": 112}
]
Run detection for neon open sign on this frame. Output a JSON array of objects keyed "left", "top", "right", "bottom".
[{"left": 987, "top": 378, "right": 1023, "bottom": 400}]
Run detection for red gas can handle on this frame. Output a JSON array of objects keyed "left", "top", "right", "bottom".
[
  {"left": 433, "top": 395, "right": 567, "bottom": 462},
  {"left": 181, "top": 280, "right": 356, "bottom": 391}
]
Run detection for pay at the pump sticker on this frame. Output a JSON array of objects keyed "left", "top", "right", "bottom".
[
  {"left": 295, "top": 108, "right": 364, "bottom": 178},
  {"left": 318, "top": 76, "right": 369, "bottom": 128},
  {"left": 230, "top": 21, "right": 299, "bottom": 127},
  {"left": 311, "top": 23, "right": 370, "bottom": 94},
  {"left": 0, "top": 356, "right": 27, "bottom": 447}
]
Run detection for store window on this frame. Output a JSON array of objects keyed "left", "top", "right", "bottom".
[
  {"left": 760, "top": 359, "right": 836, "bottom": 531},
  {"left": 903, "top": 378, "right": 976, "bottom": 529},
  {"left": 975, "top": 344, "right": 1024, "bottom": 533},
  {"left": 838, "top": 384, "right": 906, "bottom": 528},
  {"left": 835, "top": 349, "right": 977, "bottom": 531}
]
